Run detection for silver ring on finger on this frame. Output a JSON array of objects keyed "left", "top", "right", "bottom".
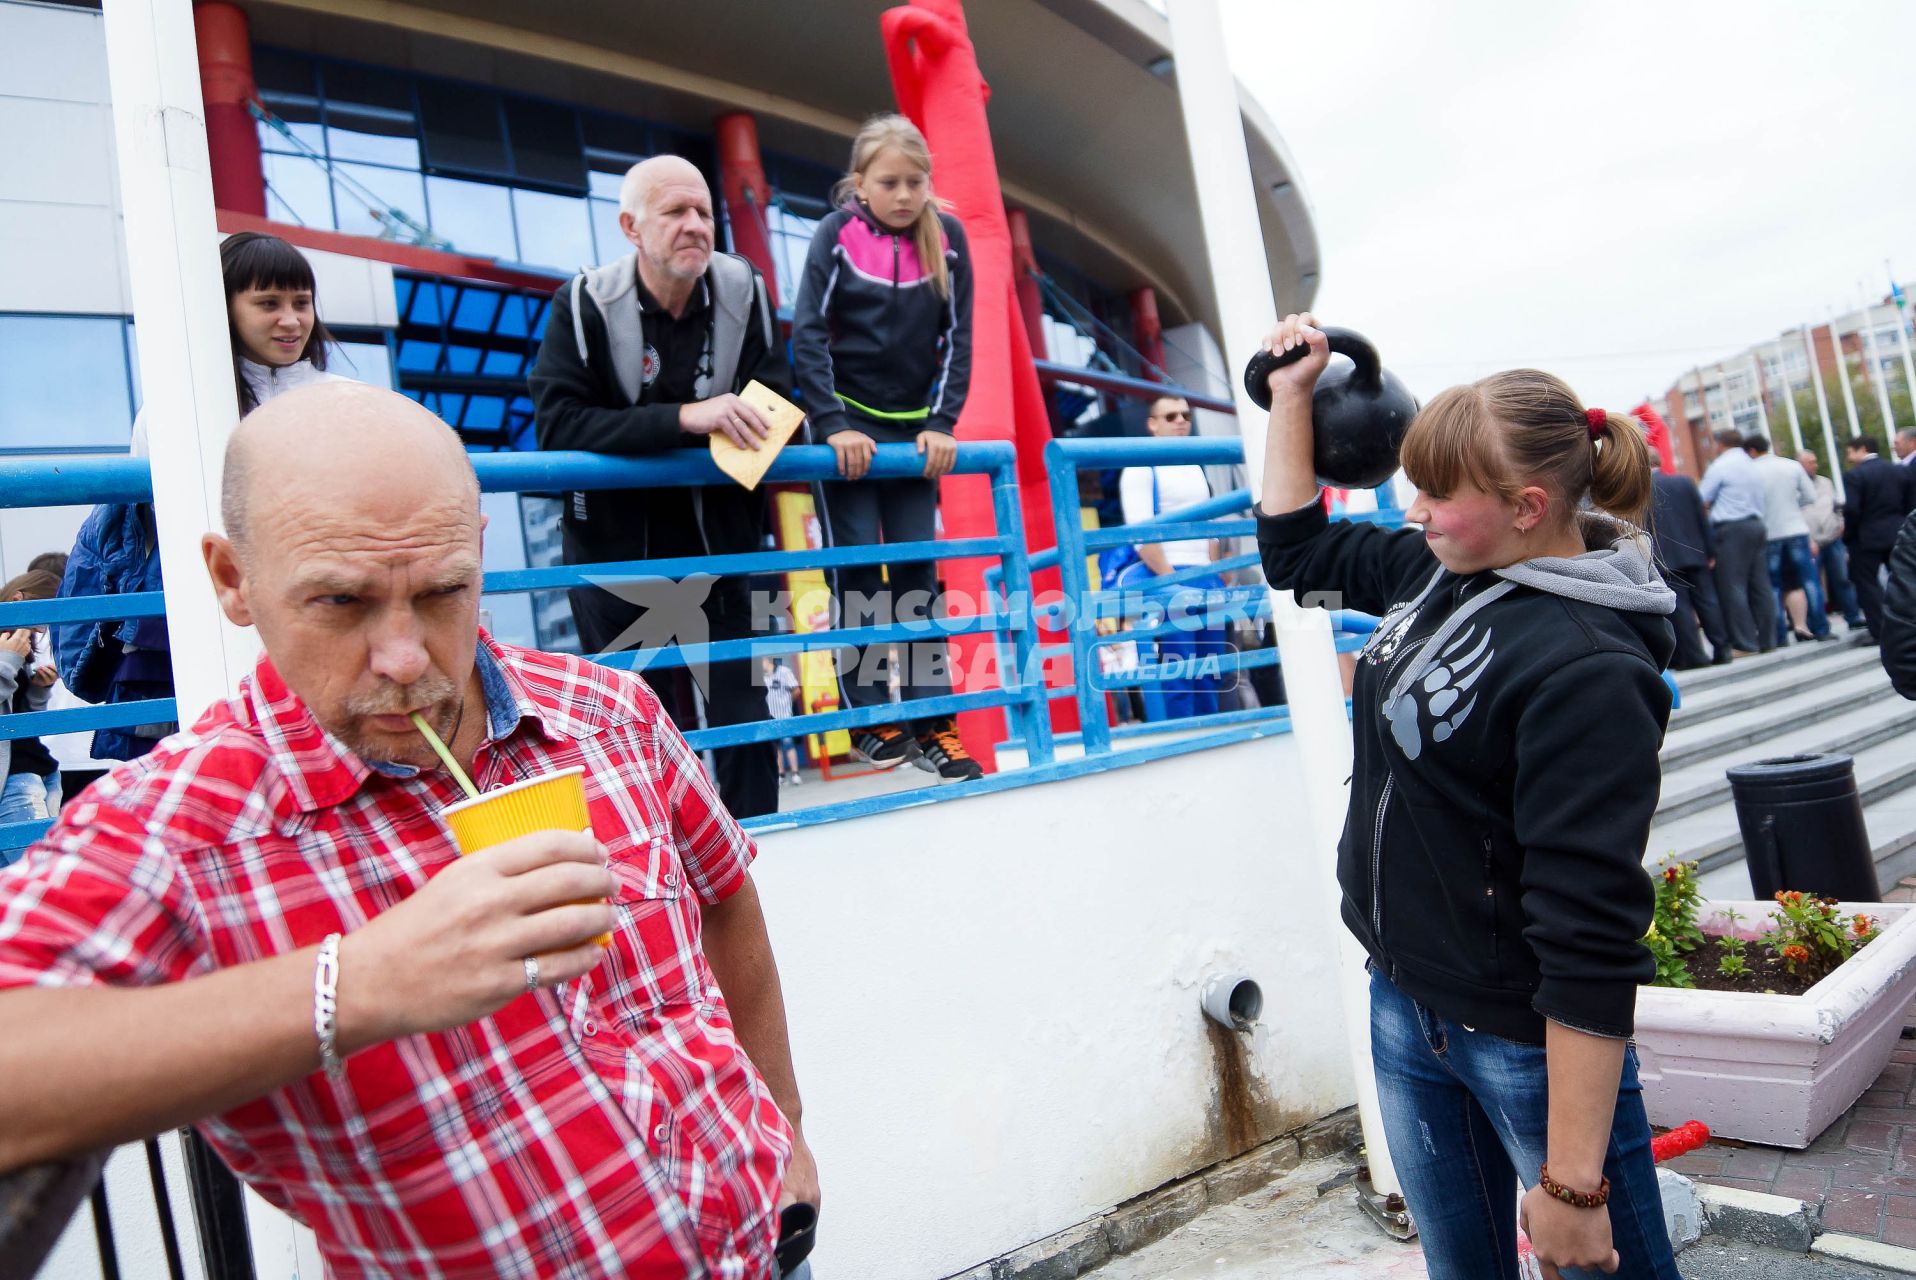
[{"left": 523, "top": 955, "right": 540, "bottom": 992}]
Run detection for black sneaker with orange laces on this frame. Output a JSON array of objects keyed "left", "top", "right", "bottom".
[
  {"left": 915, "top": 724, "right": 984, "bottom": 781},
  {"left": 849, "top": 724, "right": 920, "bottom": 769}
]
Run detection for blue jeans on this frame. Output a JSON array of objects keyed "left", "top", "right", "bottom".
[
  {"left": 1767, "top": 534, "right": 1828, "bottom": 641},
  {"left": 1819, "top": 537, "right": 1867, "bottom": 627},
  {"left": 1369, "top": 969, "right": 1679, "bottom": 1280},
  {"left": 0, "top": 770, "right": 61, "bottom": 867}
]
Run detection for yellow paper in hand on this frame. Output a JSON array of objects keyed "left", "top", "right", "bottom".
[{"left": 710, "top": 380, "right": 805, "bottom": 490}]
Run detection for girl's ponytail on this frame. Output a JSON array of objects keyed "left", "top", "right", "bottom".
[
  {"left": 913, "top": 203, "right": 950, "bottom": 300},
  {"left": 1588, "top": 408, "right": 1654, "bottom": 525}
]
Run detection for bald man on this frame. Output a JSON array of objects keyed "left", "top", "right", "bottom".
[
  {"left": 531, "top": 155, "right": 787, "bottom": 822},
  {"left": 0, "top": 384, "right": 818, "bottom": 1278}
]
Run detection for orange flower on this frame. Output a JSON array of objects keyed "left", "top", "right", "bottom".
[
  {"left": 1663, "top": 867, "right": 1679, "bottom": 883},
  {"left": 1782, "top": 944, "right": 1811, "bottom": 965},
  {"left": 1855, "top": 916, "right": 1875, "bottom": 937}
]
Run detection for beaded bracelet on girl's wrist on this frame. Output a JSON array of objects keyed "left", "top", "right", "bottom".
[{"left": 1538, "top": 1162, "right": 1610, "bottom": 1209}]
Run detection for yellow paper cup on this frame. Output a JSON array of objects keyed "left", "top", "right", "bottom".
[{"left": 441, "top": 767, "right": 609, "bottom": 945}]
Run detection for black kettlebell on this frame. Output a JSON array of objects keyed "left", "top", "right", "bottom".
[{"left": 1242, "top": 327, "right": 1417, "bottom": 490}]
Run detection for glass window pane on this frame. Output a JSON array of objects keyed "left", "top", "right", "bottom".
[
  {"left": 504, "top": 96, "right": 584, "bottom": 192},
  {"left": 513, "top": 189, "right": 593, "bottom": 273},
  {"left": 320, "top": 63, "right": 419, "bottom": 168},
  {"left": 0, "top": 316, "right": 133, "bottom": 451},
  {"left": 588, "top": 198, "right": 626, "bottom": 263},
  {"left": 332, "top": 163, "right": 428, "bottom": 241},
  {"left": 587, "top": 170, "right": 625, "bottom": 201},
  {"left": 398, "top": 339, "right": 442, "bottom": 372},
  {"left": 423, "top": 175, "right": 515, "bottom": 260},
  {"left": 450, "top": 288, "right": 501, "bottom": 334},
  {"left": 418, "top": 80, "right": 509, "bottom": 178},
  {"left": 253, "top": 48, "right": 323, "bottom": 154},
  {"left": 329, "top": 340, "right": 393, "bottom": 389},
  {"left": 483, "top": 349, "right": 527, "bottom": 377},
  {"left": 125, "top": 321, "right": 141, "bottom": 411},
  {"left": 262, "top": 151, "right": 336, "bottom": 230},
  {"left": 582, "top": 112, "right": 649, "bottom": 172}
]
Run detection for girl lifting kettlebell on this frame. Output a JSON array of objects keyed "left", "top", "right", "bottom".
[
  {"left": 792, "top": 113, "right": 981, "bottom": 781},
  {"left": 1256, "top": 313, "right": 1681, "bottom": 1280}
]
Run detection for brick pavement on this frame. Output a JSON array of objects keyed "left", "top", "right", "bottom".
[{"left": 1660, "top": 876, "right": 1916, "bottom": 1247}]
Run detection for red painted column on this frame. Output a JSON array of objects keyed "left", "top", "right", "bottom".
[
  {"left": 1005, "top": 206, "right": 1047, "bottom": 361},
  {"left": 193, "top": 1, "right": 266, "bottom": 217},
  {"left": 1129, "top": 285, "right": 1166, "bottom": 379},
  {"left": 714, "top": 112, "right": 781, "bottom": 309}
]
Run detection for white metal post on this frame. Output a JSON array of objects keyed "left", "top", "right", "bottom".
[
  {"left": 1776, "top": 344, "right": 1804, "bottom": 455},
  {"left": 102, "top": 0, "right": 259, "bottom": 726},
  {"left": 1833, "top": 313, "right": 1865, "bottom": 445},
  {"left": 1748, "top": 356, "right": 1771, "bottom": 441},
  {"left": 1802, "top": 327, "right": 1845, "bottom": 503},
  {"left": 1894, "top": 292, "right": 1916, "bottom": 431},
  {"left": 1861, "top": 301, "right": 1898, "bottom": 436},
  {"left": 1165, "top": 0, "right": 1398, "bottom": 1197}
]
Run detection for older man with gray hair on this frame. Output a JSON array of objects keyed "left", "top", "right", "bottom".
[{"left": 531, "top": 155, "right": 788, "bottom": 819}]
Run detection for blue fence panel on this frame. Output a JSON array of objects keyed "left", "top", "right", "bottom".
[{"left": 0, "top": 443, "right": 1052, "bottom": 852}]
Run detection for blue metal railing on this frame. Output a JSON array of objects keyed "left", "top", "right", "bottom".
[
  {"left": 1, "top": 435, "right": 1408, "bottom": 851},
  {"left": 1030, "top": 436, "right": 1402, "bottom": 756},
  {"left": 0, "top": 444, "right": 1051, "bottom": 851}
]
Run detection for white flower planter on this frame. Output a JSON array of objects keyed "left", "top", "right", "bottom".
[{"left": 1634, "top": 900, "right": 1916, "bottom": 1148}]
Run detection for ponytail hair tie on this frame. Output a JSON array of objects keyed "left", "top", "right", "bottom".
[{"left": 1586, "top": 407, "right": 1607, "bottom": 440}]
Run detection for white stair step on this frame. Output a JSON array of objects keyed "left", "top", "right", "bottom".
[
  {"left": 1656, "top": 701, "right": 1916, "bottom": 821},
  {"left": 1647, "top": 736, "right": 1916, "bottom": 874},
  {"left": 1666, "top": 627, "right": 1869, "bottom": 696},
  {"left": 1669, "top": 646, "right": 1883, "bottom": 729},
  {"left": 1659, "top": 667, "right": 1898, "bottom": 772}
]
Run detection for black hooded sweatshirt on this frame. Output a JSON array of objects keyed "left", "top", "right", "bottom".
[{"left": 1259, "top": 497, "right": 1677, "bottom": 1043}]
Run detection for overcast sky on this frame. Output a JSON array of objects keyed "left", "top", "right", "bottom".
[{"left": 1216, "top": 1, "right": 1916, "bottom": 411}]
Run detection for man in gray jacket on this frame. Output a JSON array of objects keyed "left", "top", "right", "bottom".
[{"left": 529, "top": 156, "right": 788, "bottom": 818}]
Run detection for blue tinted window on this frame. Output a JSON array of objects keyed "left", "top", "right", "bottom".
[
  {"left": 513, "top": 189, "right": 593, "bottom": 273},
  {"left": 587, "top": 170, "right": 625, "bottom": 201},
  {"left": 450, "top": 288, "right": 501, "bottom": 334},
  {"left": 0, "top": 316, "right": 134, "bottom": 452},
  {"left": 424, "top": 175, "right": 515, "bottom": 260}
]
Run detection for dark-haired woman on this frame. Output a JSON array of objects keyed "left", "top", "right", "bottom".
[
  {"left": 59, "top": 233, "right": 340, "bottom": 759},
  {"left": 130, "top": 230, "right": 341, "bottom": 453}
]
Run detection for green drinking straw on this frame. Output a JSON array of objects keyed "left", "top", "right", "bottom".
[{"left": 409, "top": 712, "right": 480, "bottom": 799}]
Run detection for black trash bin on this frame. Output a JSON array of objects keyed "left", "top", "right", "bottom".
[{"left": 1725, "top": 753, "right": 1878, "bottom": 902}]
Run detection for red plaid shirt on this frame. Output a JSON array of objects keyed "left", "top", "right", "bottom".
[{"left": 0, "top": 635, "right": 792, "bottom": 1278}]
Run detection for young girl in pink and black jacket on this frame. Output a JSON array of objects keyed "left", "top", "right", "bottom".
[{"left": 791, "top": 113, "right": 980, "bottom": 781}]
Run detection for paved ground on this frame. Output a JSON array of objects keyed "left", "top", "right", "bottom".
[
  {"left": 1678, "top": 1238, "right": 1903, "bottom": 1278},
  {"left": 1087, "top": 1156, "right": 1429, "bottom": 1279},
  {"left": 1662, "top": 876, "right": 1916, "bottom": 1250},
  {"left": 1084, "top": 1153, "right": 1886, "bottom": 1279}
]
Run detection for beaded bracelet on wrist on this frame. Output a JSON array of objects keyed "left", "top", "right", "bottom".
[{"left": 1538, "top": 1162, "right": 1610, "bottom": 1209}]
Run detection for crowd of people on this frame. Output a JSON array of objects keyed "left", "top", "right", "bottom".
[
  {"left": 1653, "top": 424, "right": 1915, "bottom": 667},
  {"left": 12, "top": 99, "right": 1910, "bottom": 1279}
]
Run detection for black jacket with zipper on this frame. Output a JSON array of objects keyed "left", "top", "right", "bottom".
[
  {"left": 1259, "top": 498, "right": 1675, "bottom": 1043},
  {"left": 791, "top": 202, "right": 972, "bottom": 443}
]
